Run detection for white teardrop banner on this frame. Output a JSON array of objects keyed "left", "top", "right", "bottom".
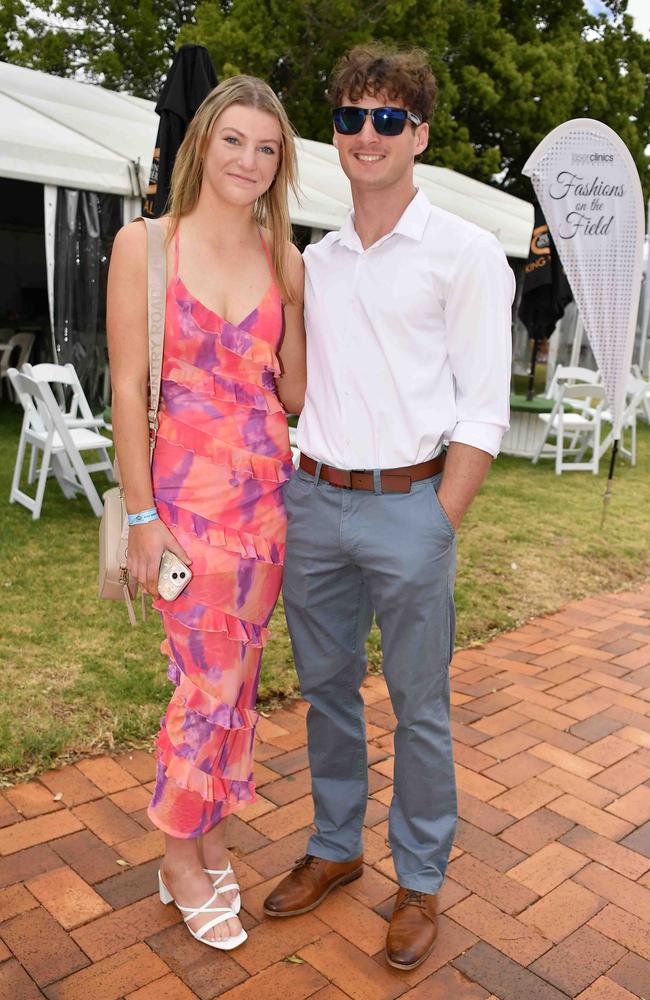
[{"left": 523, "top": 118, "right": 645, "bottom": 440}]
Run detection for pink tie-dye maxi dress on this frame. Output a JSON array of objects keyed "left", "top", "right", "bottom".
[{"left": 147, "top": 230, "right": 293, "bottom": 838}]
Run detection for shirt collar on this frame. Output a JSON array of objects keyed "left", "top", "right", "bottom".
[
  {"left": 334, "top": 211, "right": 360, "bottom": 251},
  {"left": 333, "top": 188, "right": 432, "bottom": 252}
]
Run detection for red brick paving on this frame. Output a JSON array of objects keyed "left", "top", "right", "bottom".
[{"left": 2, "top": 585, "right": 650, "bottom": 998}]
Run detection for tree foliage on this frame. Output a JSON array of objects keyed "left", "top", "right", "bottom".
[
  {"left": 3, "top": 0, "right": 649, "bottom": 195},
  {"left": 1, "top": 0, "right": 195, "bottom": 97}
]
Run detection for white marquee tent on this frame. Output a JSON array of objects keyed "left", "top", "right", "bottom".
[{"left": 0, "top": 60, "right": 533, "bottom": 258}]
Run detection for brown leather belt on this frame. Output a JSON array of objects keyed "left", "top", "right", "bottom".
[{"left": 299, "top": 453, "right": 445, "bottom": 494}]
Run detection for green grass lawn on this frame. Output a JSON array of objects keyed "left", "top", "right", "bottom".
[{"left": 1, "top": 401, "right": 649, "bottom": 781}]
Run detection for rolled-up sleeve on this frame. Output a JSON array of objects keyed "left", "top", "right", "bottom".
[{"left": 445, "top": 233, "right": 515, "bottom": 457}]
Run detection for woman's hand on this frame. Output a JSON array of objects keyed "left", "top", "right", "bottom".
[{"left": 126, "top": 519, "right": 192, "bottom": 599}]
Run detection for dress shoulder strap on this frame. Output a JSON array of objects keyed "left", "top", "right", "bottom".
[
  {"left": 258, "top": 227, "right": 275, "bottom": 277},
  {"left": 173, "top": 225, "right": 180, "bottom": 278}
]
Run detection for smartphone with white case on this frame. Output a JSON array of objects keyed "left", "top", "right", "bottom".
[{"left": 157, "top": 550, "right": 192, "bottom": 601}]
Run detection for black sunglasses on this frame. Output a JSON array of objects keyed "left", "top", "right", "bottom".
[{"left": 333, "top": 106, "right": 423, "bottom": 137}]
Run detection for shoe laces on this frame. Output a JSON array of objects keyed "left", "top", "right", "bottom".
[
  {"left": 292, "top": 854, "right": 318, "bottom": 871},
  {"left": 398, "top": 889, "right": 425, "bottom": 910}
]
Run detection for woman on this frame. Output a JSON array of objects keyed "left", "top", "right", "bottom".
[{"left": 107, "top": 76, "right": 305, "bottom": 950}]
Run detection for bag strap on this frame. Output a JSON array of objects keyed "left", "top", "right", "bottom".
[{"left": 134, "top": 216, "right": 167, "bottom": 461}]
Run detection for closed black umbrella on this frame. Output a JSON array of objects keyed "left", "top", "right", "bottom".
[
  {"left": 518, "top": 198, "right": 573, "bottom": 399},
  {"left": 143, "top": 43, "right": 218, "bottom": 218}
]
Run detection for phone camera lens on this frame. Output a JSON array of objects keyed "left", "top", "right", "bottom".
[{"left": 172, "top": 572, "right": 178, "bottom": 579}]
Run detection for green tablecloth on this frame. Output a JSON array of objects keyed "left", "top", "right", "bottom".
[{"left": 510, "top": 393, "right": 554, "bottom": 414}]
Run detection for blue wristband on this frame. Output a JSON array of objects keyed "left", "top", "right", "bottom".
[{"left": 127, "top": 507, "right": 159, "bottom": 526}]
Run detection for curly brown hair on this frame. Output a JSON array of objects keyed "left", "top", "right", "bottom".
[{"left": 328, "top": 43, "right": 438, "bottom": 124}]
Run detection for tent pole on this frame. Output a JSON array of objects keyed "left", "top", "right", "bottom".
[
  {"left": 569, "top": 312, "right": 584, "bottom": 368},
  {"left": 544, "top": 317, "right": 561, "bottom": 394},
  {"left": 44, "top": 185, "right": 57, "bottom": 363},
  {"left": 526, "top": 340, "right": 539, "bottom": 400},
  {"left": 123, "top": 196, "right": 142, "bottom": 225},
  {"left": 639, "top": 197, "right": 650, "bottom": 373}
]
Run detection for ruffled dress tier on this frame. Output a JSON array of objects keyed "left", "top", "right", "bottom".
[{"left": 148, "top": 231, "right": 292, "bottom": 838}]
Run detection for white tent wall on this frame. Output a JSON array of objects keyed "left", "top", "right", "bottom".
[
  {"left": 291, "top": 137, "right": 533, "bottom": 257},
  {"left": 123, "top": 198, "right": 144, "bottom": 224},
  {"left": 0, "top": 61, "right": 533, "bottom": 254},
  {"left": 0, "top": 63, "right": 157, "bottom": 386},
  {"left": 0, "top": 60, "right": 536, "bottom": 401},
  {"left": 0, "top": 63, "right": 155, "bottom": 196}
]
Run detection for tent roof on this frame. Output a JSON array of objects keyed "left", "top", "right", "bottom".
[
  {"left": 0, "top": 61, "right": 156, "bottom": 196},
  {"left": 0, "top": 61, "right": 533, "bottom": 256},
  {"left": 294, "top": 137, "right": 532, "bottom": 256}
]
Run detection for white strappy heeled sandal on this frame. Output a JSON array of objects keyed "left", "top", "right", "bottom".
[
  {"left": 203, "top": 862, "right": 241, "bottom": 915},
  {"left": 158, "top": 871, "right": 247, "bottom": 950}
]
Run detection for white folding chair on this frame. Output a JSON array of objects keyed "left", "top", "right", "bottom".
[
  {"left": 0, "top": 333, "right": 35, "bottom": 400},
  {"left": 24, "top": 362, "right": 113, "bottom": 486},
  {"left": 8, "top": 364, "right": 104, "bottom": 490},
  {"left": 545, "top": 364, "right": 601, "bottom": 401},
  {"left": 24, "top": 363, "right": 109, "bottom": 432},
  {"left": 631, "top": 364, "right": 650, "bottom": 425},
  {"left": 7, "top": 367, "right": 75, "bottom": 498},
  {"left": 8, "top": 368, "right": 113, "bottom": 519},
  {"left": 598, "top": 374, "right": 648, "bottom": 467},
  {"left": 533, "top": 365, "right": 602, "bottom": 461},
  {"left": 533, "top": 384, "right": 606, "bottom": 474}
]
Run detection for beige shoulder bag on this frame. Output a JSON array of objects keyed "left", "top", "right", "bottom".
[{"left": 98, "top": 216, "right": 167, "bottom": 625}]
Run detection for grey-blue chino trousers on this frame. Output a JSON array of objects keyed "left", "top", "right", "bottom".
[{"left": 282, "top": 463, "right": 458, "bottom": 894}]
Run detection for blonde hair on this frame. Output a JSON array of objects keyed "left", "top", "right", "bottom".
[{"left": 167, "top": 75, "right": 299, "bottom": 303}]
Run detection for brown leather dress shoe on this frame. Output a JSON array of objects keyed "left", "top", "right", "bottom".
[
  {"left": 385, "top": 888, "right": 438, "bottom": 970},
  {"left": 263, "top": 854, "right": 364, "bottom": 917}
]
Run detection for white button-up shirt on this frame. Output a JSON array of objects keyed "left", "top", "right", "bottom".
[{"left": 297, "top": 189, "right": 515, "bottom": 469}]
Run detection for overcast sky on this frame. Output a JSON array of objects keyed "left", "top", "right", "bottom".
[
  {"left": 585, "top": 0, "right": 650, "bottom": 36},
  {"left": 626, "top": 0, "right": 650, "bottom": 37}
]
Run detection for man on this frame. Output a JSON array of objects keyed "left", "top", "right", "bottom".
[{"left": 264, "top": 43, "right": 514, "bottom": 971}]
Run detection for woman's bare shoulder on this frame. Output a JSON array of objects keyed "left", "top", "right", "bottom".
[
  {"left": 113, "top": 215, "right": 173, "bottom": 255},
  {"left": 285, "top": 240, "right": 304, "bottom": 289},
  {"left": 112, "top": 218, "right": 147, "bottom": 261},
  {"left": 260, "top": 227, "right": 304, "bottom": 299}
]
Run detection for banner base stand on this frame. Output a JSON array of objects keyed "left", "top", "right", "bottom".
[{"left": 600, "top": 438, "right": 619, "bottom": 529}]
